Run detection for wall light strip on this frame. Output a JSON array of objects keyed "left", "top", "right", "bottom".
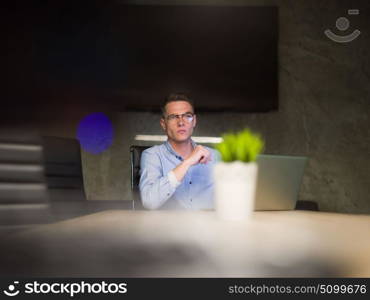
[
  {"left": 135, "top": 135, "right": 222, "bottom": 144},
  {"left": 348, "top": 9, "right": 359, "bottom": 15},
  {"left": 0, "top": 204, "right": 49, "bottom": 210},
  {"left": 0, "top": 144, "right": 42, "bottom": 151}
]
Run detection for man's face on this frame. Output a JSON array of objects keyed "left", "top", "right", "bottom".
[{"left": 160, "top": 100, "right": 196, "bottom": 143}]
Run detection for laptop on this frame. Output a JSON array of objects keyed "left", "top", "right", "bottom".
[{"left": 254, "top": 154, "right": 307, "bottom": 211}]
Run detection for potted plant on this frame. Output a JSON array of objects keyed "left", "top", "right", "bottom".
[{"left": 213, "top": 128, "right": 264, "bottom": 220}]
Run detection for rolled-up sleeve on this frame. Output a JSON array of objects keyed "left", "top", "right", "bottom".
[{"left": 139, "top": 150, "right": 178, "bottom": 210}]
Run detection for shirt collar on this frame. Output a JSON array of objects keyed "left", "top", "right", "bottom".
[{"left": 165, "top": 139, "right": 197, "bottom": 161}]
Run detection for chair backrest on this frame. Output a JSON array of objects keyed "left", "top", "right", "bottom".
[
  {"left": 42, "top": 136, "right": 86, "bottom": 202},
  {"left": 0, "top": 130, "right": 50, "bottom": 226},
  {"left": 130, "top": 145, "right": 150, "bottom": 209}
]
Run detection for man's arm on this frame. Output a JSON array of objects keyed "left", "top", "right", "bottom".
[
  {"left": 139, "top": 150, "right": 178, "bottom": 210},
  {"left": 172, "top": 145, "right": 212, "bottom": 182},
  {"left": 139, "top": 146, "right": 212, "bottom": 210}
]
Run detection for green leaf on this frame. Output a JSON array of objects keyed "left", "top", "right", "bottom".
[{"left": 214, "top": 128, "right": 264, "bottom": 163}]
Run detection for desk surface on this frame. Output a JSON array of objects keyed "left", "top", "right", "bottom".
[{"left": 1, "top": 210, "right": 370, "bottom": 277}]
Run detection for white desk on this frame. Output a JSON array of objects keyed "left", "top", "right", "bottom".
[{"left": 1, "top": 210, "right": 370, "bottom": 277}]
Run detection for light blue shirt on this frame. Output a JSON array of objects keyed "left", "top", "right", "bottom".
[{"left": 139, "top": 140, "right": 220, "bottom": 210}]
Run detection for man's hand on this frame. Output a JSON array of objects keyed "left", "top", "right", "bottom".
[
  {"left": 172, "top": 146, "right": 212, "bottom": 183},
  {"left": 184, "top": 145, "right": 211, "bottom": 166}
]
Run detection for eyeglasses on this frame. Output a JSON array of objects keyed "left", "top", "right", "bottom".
[{"left": 164, "top": 113, "right": 194, "bottom": 123}]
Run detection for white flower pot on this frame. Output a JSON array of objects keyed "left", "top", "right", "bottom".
[{"left": 213, "top": 161, "right": 258, "bottom": 221}]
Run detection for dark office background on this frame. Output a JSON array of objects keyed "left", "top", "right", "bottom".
[
  {"left": 4, "top": 1, "right": 277, "bottom": 115},
  {"left": 2, "top": 0, "right": 370, "bottom": 214}
]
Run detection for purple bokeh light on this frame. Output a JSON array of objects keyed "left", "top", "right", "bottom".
[{"left": 76, "top": 113, "right": 114, "bottom": 154}]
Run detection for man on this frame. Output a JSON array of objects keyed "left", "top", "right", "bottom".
[{"left": 139, "top": 93, "right": 219, "bottom": 210}]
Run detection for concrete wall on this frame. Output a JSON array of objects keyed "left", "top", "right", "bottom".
[{"left": 36, "top": 0, "right": 370, "bottom": 213}]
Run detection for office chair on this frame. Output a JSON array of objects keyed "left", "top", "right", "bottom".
[
  {"left": 130, "top": 145, "right": 150, "bottom": 210},
  {"left": 42, "top": 136, "right": 86, "bottom": 202},
  {"left": 295, "top": 200, "right": 319, "bottom": 211},
  {"left": 42, "top": 136, "right": 91, "bottom": 220},
  {"left": 0, "top": 130, "right": 50, "bottom": 226}
]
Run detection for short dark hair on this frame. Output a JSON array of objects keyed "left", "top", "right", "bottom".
[{"left": 161, "top": 92, "right": 195, "bottom": 115}]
